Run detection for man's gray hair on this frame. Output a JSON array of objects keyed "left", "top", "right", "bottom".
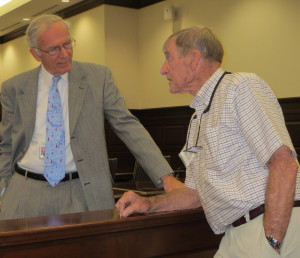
[
  {"left": 163, "top": 26, "right": 224, "bottom": 63},
  {"left": 25, "top": 14, "right": 71, "bottom": 48}
]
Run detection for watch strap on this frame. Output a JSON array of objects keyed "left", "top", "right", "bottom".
[{"left": 266, "top": 235, "right": 281, "bottom": 250}]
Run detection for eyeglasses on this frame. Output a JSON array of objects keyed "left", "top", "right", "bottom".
[
  {"left": 35, "top": 38, "right": 76, "bottom": 56},
  {"left": 184, "top": 113, "right": 203, "bottom": 153}
]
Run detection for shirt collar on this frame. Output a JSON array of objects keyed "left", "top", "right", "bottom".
[
  {"left": 40, "top": 65, "right": 68, "bottom": 88},
  {"left": 190, "top": 68, "right": 225, "bottom": 114}
]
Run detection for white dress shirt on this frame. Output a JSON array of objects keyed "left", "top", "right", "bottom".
[{"left": 18, "top": 66, "right": 77, "bottom": 173}]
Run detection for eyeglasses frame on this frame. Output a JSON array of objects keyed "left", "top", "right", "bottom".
[{"left": 34, "top": 38, "right": 76, "bottom": 56}]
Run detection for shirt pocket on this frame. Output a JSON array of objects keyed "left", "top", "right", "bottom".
[{"left": 203, "top": 125, "right": 240, "bottom": 170}]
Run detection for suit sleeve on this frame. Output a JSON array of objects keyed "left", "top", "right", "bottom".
[
  {"left": 102, "top": 67, "right": 173, "bottom": 187},
  {"left": 0, "top": 81, "right": 15, "bottom": 180}
]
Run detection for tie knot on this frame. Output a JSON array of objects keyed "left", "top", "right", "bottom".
[{"left": 52, "top": 76, "right": 61, "bottom": 87}]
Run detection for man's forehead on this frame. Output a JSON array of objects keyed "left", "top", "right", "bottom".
[{"left": 164, "top": 39, "right": 177, "bottom": 52}]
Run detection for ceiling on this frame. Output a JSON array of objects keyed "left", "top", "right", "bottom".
[
  {"left": 0, "top": 0, "right": 164, "bottom": 44},
  {"left": 0, "top": 0, "right": 86, "bottom": 37}
]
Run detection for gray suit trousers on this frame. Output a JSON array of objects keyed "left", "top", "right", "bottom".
[{"left": 0, "top": 173, "right": 88, "bottom": 220}]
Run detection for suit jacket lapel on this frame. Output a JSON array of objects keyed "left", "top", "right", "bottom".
[
  {"left": 68, "top": 64, "right": 88, "bottom": 135},
  {"left": 17, "top": 67, "right": 40, "bottom": 147}
]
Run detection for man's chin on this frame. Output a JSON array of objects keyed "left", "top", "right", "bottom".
[
  {"left": 58, "top": 64, "right": 72, "bottom": 74},
  {"left": 169, "top": 85, "right": 179, "bottom": 94}
]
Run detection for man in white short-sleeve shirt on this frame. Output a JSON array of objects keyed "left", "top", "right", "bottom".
[{"left": 116, "top": 26, "right": 300, "bottom": 257}]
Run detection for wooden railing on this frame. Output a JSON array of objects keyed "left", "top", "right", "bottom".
[{"left": 0, "top": 208, "right": 222, "bottom": 258}]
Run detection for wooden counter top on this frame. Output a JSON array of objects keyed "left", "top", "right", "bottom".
[{"left": 0, "top": 208, "right": 222, "bottom": 257}]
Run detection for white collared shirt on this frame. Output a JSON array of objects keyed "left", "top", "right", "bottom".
[
  {"left": 182, "top": 68, "right": 300, "bottom": 234},
  {"left": 18, "top": 66, "right": 77, "bottom": 173}
]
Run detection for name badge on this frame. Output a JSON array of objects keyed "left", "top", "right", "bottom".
[
  {"left": 39, "top": 142, "right": 46, "bottom": 159},
  {"left": 179, "top": 146, "right": 197, "bottom": 168}
]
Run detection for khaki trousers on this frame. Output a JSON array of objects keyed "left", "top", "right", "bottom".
[{"left": 215, "top": 207, "right": 300, "bottom": 258}]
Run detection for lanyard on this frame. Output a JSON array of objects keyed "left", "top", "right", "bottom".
[
  {"left": 203, "top": 71, "right": 231, "bottom": 114},
  {"left": 185, "top": 71, "right": 231, "bottom": 152}
]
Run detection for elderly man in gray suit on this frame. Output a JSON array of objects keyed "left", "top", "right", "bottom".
[{"left": 0, "top": 14, "right": 182, "bottom": 219}]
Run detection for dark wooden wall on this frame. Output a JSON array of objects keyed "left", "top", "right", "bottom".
[
  {"left": 106, "top": 97, "right": 300, "bottom": 175},
  {"left": 278, "top": 97, "right": 300, "bottom": 156},
  {"left": 105, "top": 106, "right": 194, "bottom": 173}
]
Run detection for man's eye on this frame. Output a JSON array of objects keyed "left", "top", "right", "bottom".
[
  {"left": 49, "top": 46, "right": 59, "bottom": 52},
  {"left": 63, "top": 42, "right": 71, "bottom": 48}
]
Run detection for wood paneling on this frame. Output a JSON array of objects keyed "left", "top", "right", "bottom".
[
  {"left": 278, "top": 97, "right": 300, "bottom": 155},
  {"left": 106, "top": 106, "right": 194, "bottom": 174}
]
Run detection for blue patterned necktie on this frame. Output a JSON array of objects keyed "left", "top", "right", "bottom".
[{"left": 44, "top": 76, "right": 65, "bottom": 187}]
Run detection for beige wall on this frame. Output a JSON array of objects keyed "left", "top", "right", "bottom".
[
  {"left": 104, "top": 6, "right": 140, "bottom": 107},
  {"left": 0, "top": 44, "right": 2, "bottom": 83},
  {"left": 0, "top": 36, "right": 37, "bottom": 82},
  {"left": 69, "top": 6, "right": 105, "bottom": 64},
  {"left": 139, "top": 0, "right": 300, "bottom": 107},
  {"left": 1, "top": 0, "right": 300, "bottom": 109},
  {"left": 0, "top": 44, "right": 2, "bottom": 81},
  {"left": 138, "top": 2, "right": 193, "bottom": 107}
]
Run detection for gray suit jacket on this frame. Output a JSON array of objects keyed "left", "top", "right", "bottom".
[{"left": 0, "top": 61, "right": 173, "bottom": 211}]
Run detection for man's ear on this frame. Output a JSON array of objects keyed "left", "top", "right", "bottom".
[
  {"left": 189, "top": 49, "right": 201, "bottom": 70},
  {"left": 30, "top": 48, "right": 42, "bottom": 62}
]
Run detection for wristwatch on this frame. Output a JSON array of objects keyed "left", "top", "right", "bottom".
[{"left": 266, "top": 235, "right": 281, "bottom": 250}]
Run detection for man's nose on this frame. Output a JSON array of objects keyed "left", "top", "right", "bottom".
[
  {"left": 160, "top": 62, "right": 167, "bottom": 75},
  {"left": 59, "top": 46, "right": 69, "bottom": 57}
]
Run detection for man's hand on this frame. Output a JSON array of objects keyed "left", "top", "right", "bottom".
[
  {"left": 115, "top": 176, "right": 184, "bottom": 218},
  {"left": 116, "top": 191, "right": 151, "bottom": 217},
  {"left": 116, "top": 186, "right": 201, "bottom": 218}
]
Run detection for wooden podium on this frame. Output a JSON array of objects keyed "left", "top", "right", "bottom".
[{"left": 0, "top": 208, "right": 222, "bottom": 257}]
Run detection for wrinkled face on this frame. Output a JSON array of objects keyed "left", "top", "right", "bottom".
[
  {"left": 160, "top": 37, "right": 192, "bottom": 94},
  {"left": 30, "top": 21, "right": 73, "bottom": 76}
]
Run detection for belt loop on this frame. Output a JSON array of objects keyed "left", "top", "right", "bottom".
[
  {"left": 69, "top": 173, "right": 72, "bottom": 180},
  {"left": 244, "top": 212, "right": 250, "bottom": 223},
  {"left": 25, "top": 170, "right": 28, "bottom": 180}
]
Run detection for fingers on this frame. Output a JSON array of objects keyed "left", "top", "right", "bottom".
[
  {"left": 115, "top": 191, "right": 138, "bottom": 217},
  {"left": 115, "top": 191, "right": 149, "bottom": 217},
  {"left": 115, "top": 191, "right": 132, "bottom": 210},
  {"left": 119, "top": 201, "right": 138, "bottom": 217}
]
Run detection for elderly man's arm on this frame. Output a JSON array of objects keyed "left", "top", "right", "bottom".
[
  {"left": 116, "top": 186, "right": 201, "bottom": 217},
  {"left": 264, "top": 145, "right": 298, "bottom": 253},
  {"left": 162, "top": 175, "right": 185, "bottom": 192}
]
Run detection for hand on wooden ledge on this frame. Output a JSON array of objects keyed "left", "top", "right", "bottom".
[
  {"left": 116, "top": 191, "right": 151, "bottom": 218},
  {"left": 116, "top": 186, "right": 201, "bottom": 218}
]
